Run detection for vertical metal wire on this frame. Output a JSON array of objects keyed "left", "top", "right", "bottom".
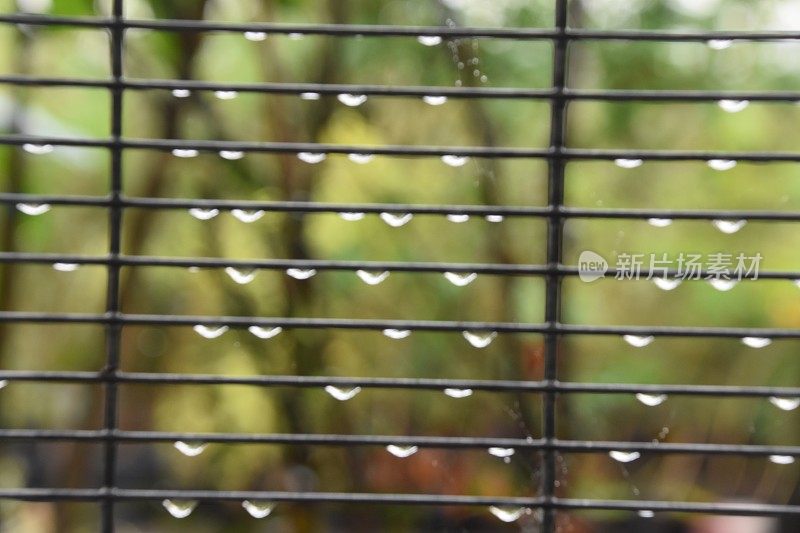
[
  {"left": 543, "top": 1, "right": 569, "bottom": 531},
  {"left": 102, "top": 0, "right": 125, "bottom": 530}
]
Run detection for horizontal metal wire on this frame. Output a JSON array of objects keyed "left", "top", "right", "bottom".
[
  {"left": 0, "top": 487, "right": 796, "bottom": 517},
  {"left": 8, "top": 193, "right": 800, "bottom": 224},
  {"left": 4, "top": 13, "right": 800, "bottom": 42},
  {"left": 0, "top": 428, "right": 797, "bottom": 458},
  {"left": 0, "top": 251, "right": 795, "bottom": 283},
  {"left": 0, "top": 311, "right": 796, "bottom": 339},
  {"left": 4, "top": 74, "right": 800, "bottom": 103},
  {"left": 4, "top": 134, "right": 800, "bottom": 162},
  {"left": 1, "top": 370, "right": 799, "bottom": 399},
  {"left": 0, "top": 486, "right": 795, "bottom": 517}
]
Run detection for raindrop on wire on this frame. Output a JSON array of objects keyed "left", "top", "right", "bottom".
[
  {"left": 242, "top": 500, "right": 275, "bottom": 518},
  {"left": 462, "top": 331, "right": 497, "bottom": 348},
  {"left": 162, "top": 499, "right": 197, "bottom": 519},
  {"left": 16, "top": 203, "right": 51, "bottom": 216},
  {"left": 173, "top": 441, "right": 207, "bottom": 457},
  {"left": 287, "top": 268, "right": 317, "bottom": 280},
  {"left": 356, "top": 270, "right": 389, "bottom": 285},
  {"left": 609, "top": 450, "right": 641, "bottom": 463},
  {"left": 386, "top": 445, "right": 418, "bottom": 458},
  {"left": 248, "top": 326, "right": 282, "bottom": 339},
  {"left": 623, "top": 335, "right": 654, "bottom": 348},
  {"left": 324, "top": 386, "right": 361, "bottom": 401},
  {"left": 380, "top": 212, "right": 413, "bottom": 227},
  {"left": 193, "top": 325, "right": 228, "bottom": 339},
  {"left": 635, "top": 393, "right": 667, "bottom": 407},
  {"left": 489, "top": 506, "right": 528, "bottom": 523},
  {"left": 189, "top": 208, "right": 219, "bottom": 220},
  {"left": 769, "top": 396, "right": 800, "bottom": 411},
  {"left": 444, "top": 272, "right": 477, "bottom": 287},
  {"left": 225, "top": 267, "right": 256, "bottom": 285}
]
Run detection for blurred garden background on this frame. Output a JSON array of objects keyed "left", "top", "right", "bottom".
[{"left": 1, "top": 0, "right": 800, "bottom": 531}]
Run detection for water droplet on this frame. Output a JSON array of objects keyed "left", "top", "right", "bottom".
[
  {"left": 708, "top": 278, "right": 737, "bottom": 291},
  {"left": 707, "top": 159, "right": 737, "bottom": 171},
  {"left": 162, "top": 499, "right": 197, "bottom": 518},
  {"left": 173, "top": 441, "right": 207, "bottom": 457},
  {"left": 609, "top": 450, "right": 641, "bottom": 463},
  {"left": 647, "top": 218, "right": 673, "bottom": 228},
  {"left": 423, "top": 95, "right": 448, "bottom": 106},
  {"left": 248, "top": 326, "right": 282, "bottom": 339},
  {"left": 444, "top": 388, "right": 473, "bottom": 398},
  {"left": 242, "top": 500, "right": 275, "bottom": 519},
  {"left": 488, "top": 447, "right": 515, "bottom": 458},
  {"left": 220, "top": 150, "right": 244, "bottom": 160},
  {"left": 708, "top": 39, "right": 733, "bottom": 50},
  {"left": 386, "top": 444, "right": 418, "bottom": 458},
  {"left": 446, "top": 214, "right": 469, "bottom": 223},
  {"left": 380, "top": 212, "right": 413, "bottom": 227},
  {"left": 485, "top": 215, "right": 504, "bottom": 223},
  {"left": 623, "top": 335, "right": 654, "bottom": 348},
  {"left": 172, "top": 89, "right": 191, "bottom": 98},
  {"left": 347, "top": 153, "right": 373, "bottom": 164},
  {"left": 214, "top": 90, "right": 238, "bottom": 100},
  {"left": 288, "top": 32, "right": 304, "bottom": 40},
  {"left": 193, "top": 325, "right": 228, "bottom": 339},
  {"left": 718, "top": 99, "right": 749, "bottom": 113},
  {"left": 489, "top": 506, "right": 527, "bottom": 523},
  {"left": 337, "top": 93, "right": 368, "bottom": 107},
  {"left": 356, "top": 270, "right": 389, "bottom": 285},
  {"left": 712, "top": 219, "right": 746, "bottom": 234},
  {"left": 741, "top": 337, "right": 772, "bottom": 349},
  {"left": 188, "top": 208, "right": 219, "bottom": 220},
  {"left": 22, "top": 143, "right": 54, "bottom": 155},
  {"left": 383, "top": 329, "right": 411, "bottom": 339},
  {"left": 444, "top": 272, "right": 477, "bottom": 287},
  {"left": 231, "top": 209, "right": 265, "bottom": 223},
  {"left": 417, "top": 35, "right": 442, "bottom": 46},
  {"left": 244, "top": 31, "right": 267, "bottom": 41},
  {"left": 653, "top": 277, "right": 682, "bottom": 291},
  {"left": 172, "top": 148, "right": 199, "bottom": 158},
  {"left": 297, "top": 152, "right": 327, "bottom": 164},
  {"left": 769, "top": 455, "right": 795, "bottom": 465},
  {"left": 441, "top": 154, "right": 470, "bottom": 167},
  {"left": 324, "top": 385, "right": 361, "bottom": 401},
  {"left": 286, "top": 268, "right": 316, "bottom": 280},
  {"left": 53, "top": 262, "right": 80, "bottom": 272},
  {"left": 638, "top": 510, "right": 655, "bottom": 518},
  {"left": 339, "top": 212, "right": 365, "bottom": 221},
  {"left": 614, "top": 158, "right": 643, "bottom": 169},
  {"left": 769, "top": 396, "right": 800, "bottom": 411},
  {"left": 300, "top": 92, "right": 321, "bottom": 100},
  {"left": 16, "top": 203, "right": 51, "bottom": 216},
  {"left": 225, "top": 267, "right": 256, "bottom": 284},
  {"left": 462, "top": 331, "right": 497, "bottom": 348},
  {"left": 635, "top": 393, "right": 667, "bottom": 407}
]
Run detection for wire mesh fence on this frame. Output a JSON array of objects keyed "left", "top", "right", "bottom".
[{"left": 1, "top": 0, "right": 800, "bottom": 531}]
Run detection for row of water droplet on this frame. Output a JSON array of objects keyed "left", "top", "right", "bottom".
[
  {"left": 194, "top": 323, "right": 497, "bottom": 347},
  {"left": 14, "top": 143, "right": 756, "bottom": 175},
  {"left": 15, "top": 201, "right": 757, "bottom": 238},
  {"left": 185, "top": 207, "right": 504, "bottom": 226},
  {"left": 162, "top": 496, "right": 532, "bottom": 523}
]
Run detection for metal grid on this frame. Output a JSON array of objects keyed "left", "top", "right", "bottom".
[{"left": 1, "top": 1, "right": 800, "bottom": 531}]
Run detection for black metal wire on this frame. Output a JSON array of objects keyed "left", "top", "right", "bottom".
[
  {"left": 101, "top": 1, "right": 124, "bottom": 530},
  {"left": 1, "top": 6, "right": 800, "bottom": 530}
]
